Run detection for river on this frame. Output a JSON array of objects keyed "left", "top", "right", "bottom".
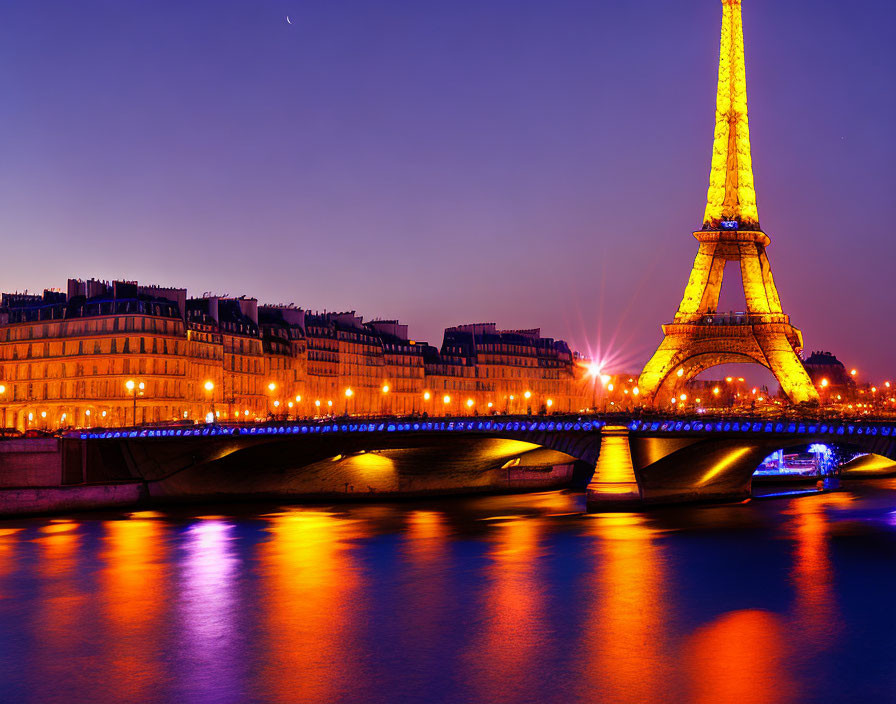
[{"left": 1, "top": 480, "right": 895, "bottom": 703}]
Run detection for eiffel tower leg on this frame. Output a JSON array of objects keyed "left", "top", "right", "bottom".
[
  {"left": 638, "top": 335, "right": 688, "bottom": 403},
  {"left": 678, "top": 242, "right": 724, "bottom": 319},
  {"left": 757, "top": 331, "right": 820, "bottom": 404}
]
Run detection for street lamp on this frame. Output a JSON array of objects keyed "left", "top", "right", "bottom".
[
  {"left": 125, "top": 379, "right": 144, "bottom": 426},
  {"left": 344, "top": 387, "right": 354, "bottom": 416},
  {"left": 523, "top": 390, "right": 532, "bottom": 414},
  {"left": 266, "top": 382, "right": 278, "bottom": 418},
  {"left": 204, "top": 380, "right": 215, "bottom": 422},
  {"left": 443, "top": 395, "right": 451, "bottom": 416},
  {"left": 381, "top": 384, "right": 390, "bottom": 416},
  {"left": 0, "top": 384, "right": 5, "bottom": 429}
]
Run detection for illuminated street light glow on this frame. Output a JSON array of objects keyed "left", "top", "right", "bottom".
[
  {"left": 345, "top": 388, "right": 354, "bottom": 398},
  {"left": 523, "top": 390, "right": 531, "bottom": 400},
  {"left": 423, "top": 391, "right": 431, "bottom": 401},
  {"left": 443, "top": 395, "right": 451, "bottom": 405},
  {"left": 268, "top": 382, "right": 277, "bottom": 392},
  {"left": 466, "top": 399, "right": 474, "bottom": 408},
  {"left": 382, "top": 385, "right": 390, "bottom": 394},
  {"left": 204, "top": 380, "right": 214, "bottom": 392}
]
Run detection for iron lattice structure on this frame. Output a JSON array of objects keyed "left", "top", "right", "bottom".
[{"left": 638, "top": 0, "right": 819, "bottom": 406}]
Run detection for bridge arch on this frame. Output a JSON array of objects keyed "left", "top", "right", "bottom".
[
  {"left": 630, "top": 431, "right": 896, "bottom": 504},
  {"left": 117, "top": 426, "right": 601, "bottom": 501}
]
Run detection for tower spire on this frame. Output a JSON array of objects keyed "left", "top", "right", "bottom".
[{"left": 703, "top": 0, "right": 759, "bottom": 231}]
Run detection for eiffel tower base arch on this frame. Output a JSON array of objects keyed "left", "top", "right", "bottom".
[{"left": 638, "top": 322, "right": 819, "bottom": 405}]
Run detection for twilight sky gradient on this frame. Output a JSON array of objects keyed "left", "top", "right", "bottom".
[{"left": 1, "top": 1, "right": 894, "bottom": 380}]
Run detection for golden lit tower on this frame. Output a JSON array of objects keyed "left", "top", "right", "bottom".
[{"left": 638, "top": 0, "right": 819, "bottom": 406}]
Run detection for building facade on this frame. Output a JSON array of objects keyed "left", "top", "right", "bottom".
[{"left": 0, "top": 279, "right": 590, "bottom": 430}]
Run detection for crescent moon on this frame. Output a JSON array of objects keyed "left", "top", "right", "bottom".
[{"left": 286, "top": 16, "right": 292, "bottom": 24}]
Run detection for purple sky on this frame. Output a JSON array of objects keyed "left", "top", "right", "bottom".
[{"left": 1, "top": 1, "right": 894, "bottom": 381}]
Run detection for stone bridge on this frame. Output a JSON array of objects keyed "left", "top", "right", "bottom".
[{"left": 60, "top": 415, "right": 896, "bottom": 508}]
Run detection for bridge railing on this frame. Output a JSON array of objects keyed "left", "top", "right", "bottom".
[{"left": 56, "top": 411, "right": 896, "bottom": 442}]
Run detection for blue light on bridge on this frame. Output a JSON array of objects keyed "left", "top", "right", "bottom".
[{"left": 69, "top": 418, "right": 896, "bottom": 443}]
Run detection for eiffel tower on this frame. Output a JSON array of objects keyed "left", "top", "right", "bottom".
[{"left": 638, "top": 0, "right": 819, "bottom": 406}]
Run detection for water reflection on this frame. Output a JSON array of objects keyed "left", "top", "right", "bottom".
[
  {"left": 31, "top": 521, "right": 84, "bottom": 701},
  {"left": 257, "top": 510, "right": 367, "bottom": 703},
  {"left": 401, "top": 510, "right": 449, "bottom": 638},
  {"left": 786, "top": 494, "right": 848, "bottom": 651},
  {"left": 0, "top": 527, "right": 23, "bottom": 593},
  {"left": 100, "top": 517, "right": 170, "bottom": 702},
  {"left": 686, "top": 609, "right": 795, "bottom": 704},
  {"left": 580, "top": 513, "right": 672, "bottom": 704},
  {"left": 178, "top": 519, "right": 241, "bottom": 702},
  {"left": 0, "top": 483, "right": 894, "bottom": 704},
  {"left": 465, "top": 516, "right": 548, "bottom": 703}
]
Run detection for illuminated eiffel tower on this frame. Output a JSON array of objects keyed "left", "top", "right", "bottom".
[{"left": 638, "top": 0, "right": 819, "bottom": 405}]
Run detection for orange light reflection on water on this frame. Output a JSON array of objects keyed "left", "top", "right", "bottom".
[
  {"left": 686, "top": 609, "right": 796, "bottom": 704},
  {"left": 786, "top": 493, "right": 849, "bottom": 653},
  {"left": 464, "top": 516, "right": 547, "bottom": 703},
  {"left": 398, "top": 511, "right": 450, "bottom": 670},
  {"left": 0, "top": 528, "right": 23, "bottom": 590},
  {"left": 100, "top": 518, "right": 169, "bottom": 702},
  {"left": 580, "top": 513, "right": 672, "bottom": 704},
  {"left": 30, "top": 520, "right": 84, "bottom": 700},
  {"left": 257, "top": 510, "right": 367, "bottom": 704}
]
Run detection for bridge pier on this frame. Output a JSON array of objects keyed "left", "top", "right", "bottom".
[{"left": 586, "top": 425, "right": 642, "bottom": 510}]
